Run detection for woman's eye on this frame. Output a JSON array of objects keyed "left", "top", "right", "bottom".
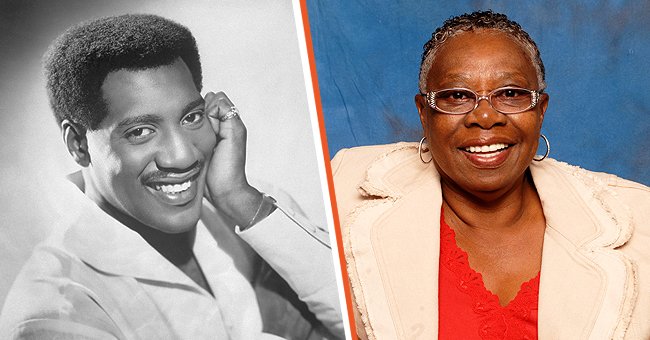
[
  {"left": 125, "top": 127, "right": 154, "bottom": 141},
  {"left": 499, "top": 89, "right": 525, "bottom": 97},
  {"left": 451, "top": 91, "right": 468, "bottom": 99},
  {"left": 182, "top": 110, "right": 204, "bottom": 126}
]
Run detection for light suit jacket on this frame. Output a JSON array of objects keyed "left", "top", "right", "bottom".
[
  {"left": 332, "top": 142, "right": 650, "bottom": 340},
  {"left": 0, "top": 176, "right": 343, "bottom": 339}
]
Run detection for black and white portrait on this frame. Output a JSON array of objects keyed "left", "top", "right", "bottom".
[{"left": 0, "top": 1, "right": 346, "bottom": 339}]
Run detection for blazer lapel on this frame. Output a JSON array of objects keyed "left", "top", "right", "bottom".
[
  {"left": 532, "top": 160, "right": 637, "bottom": 339},
  {"left": 371, "top": 178, "right": 442, "bottom": 339},
  {"left": 347, "top": 144, "right": 442, "bottom": 339}
]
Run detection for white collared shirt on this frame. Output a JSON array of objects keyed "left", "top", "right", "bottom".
[{"left": 0, "top": 180, "right": 342, "bottom": 339}]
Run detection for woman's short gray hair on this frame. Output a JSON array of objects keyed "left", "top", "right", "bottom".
[{"left": 418, "top": 10, "right": 546, "bottom": 93}]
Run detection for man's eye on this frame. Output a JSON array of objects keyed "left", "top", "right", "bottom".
[
  {"left": 182, "top": 110, "right": 205, "bottom": 126},
  {"left": 125, "top": 127, "right": 154, "bottom": 141}
]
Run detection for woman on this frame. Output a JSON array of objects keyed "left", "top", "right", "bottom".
[{"left": 333, "top": 11, "right": 650, "bottom": 339}]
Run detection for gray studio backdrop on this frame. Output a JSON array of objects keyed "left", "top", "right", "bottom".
[
  {"left": 0, "top": 0, "right": 329, "bottom": 308},
  {"left": 308, "top": 0, "right": 650, "bottom": 185}
]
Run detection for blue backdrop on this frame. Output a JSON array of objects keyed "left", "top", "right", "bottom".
[{"left": 307, "top": 0, "right": 650, "bottom": 185}]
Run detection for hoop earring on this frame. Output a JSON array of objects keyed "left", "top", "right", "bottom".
[
  {"left": 533, "top": 134, "right": 550, "bottom": 162},
  {"left": 418, "top": 137, "right": 432, "bottom": 164}
]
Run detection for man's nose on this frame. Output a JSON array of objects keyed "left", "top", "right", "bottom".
[{"left": 155, "top": 130, "right": 198, "bottom": 172}]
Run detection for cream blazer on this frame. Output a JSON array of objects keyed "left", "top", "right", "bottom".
[{"left": 332, "top": 142, "right": 650, "bottom": 340}]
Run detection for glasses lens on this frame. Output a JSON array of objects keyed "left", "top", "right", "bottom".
[
  {"left": 490, "top": 88, "right": 533, "bottom": 113},
  {"left": 433, "top": 89, "right": 476, "bottom": 113}
]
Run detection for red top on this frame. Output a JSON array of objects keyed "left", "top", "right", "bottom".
[{"left": 438, "top": 211, "right": 540, "bottom": 340}]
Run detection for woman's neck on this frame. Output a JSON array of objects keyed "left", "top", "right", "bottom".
[{"left": 441, "top": 170, "right": 544, "bottom": 234}]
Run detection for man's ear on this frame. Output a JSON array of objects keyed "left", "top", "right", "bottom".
[{"left": 61, "top": 120, "right": 90, "bottom": 167}]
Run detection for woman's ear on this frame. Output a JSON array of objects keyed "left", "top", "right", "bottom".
[
  {"left": 61, "top": 120, "right": 90, "bottom": 167},
  {"left": 538, "top": 92, "right": 549, "bottom": 124},
  {"left": 415, "top": 94, "right": 429, "bottom": 134}
]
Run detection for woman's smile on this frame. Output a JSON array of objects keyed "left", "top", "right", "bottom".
[
  {"left": 416, "top": 30, "right": 547, "bottom": 194},
  {"left": 460, "top": 143, "right": 514, "bottom": 168},
  {"left": 456, "top": 136, "right": 518, "bottom": 168}
]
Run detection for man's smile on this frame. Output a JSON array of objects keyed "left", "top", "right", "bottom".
[
  {"left": 142, "top": 163, "right": 203, "bottom": 206},
  {"left": 154, "top": 181, "right": 192, "bottom": 194}
]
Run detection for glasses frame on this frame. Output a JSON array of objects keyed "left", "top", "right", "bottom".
[{"left": 421, "top": 86, "right": 541, "bottom": 115}]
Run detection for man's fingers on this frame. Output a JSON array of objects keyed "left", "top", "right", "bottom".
[
  {"left": 204, "top": 91, "right": 218, "bottom": 117},
  {"left": 205, "top": 91, "right": 242, "bottom": 121},
  {"left": 205, "top": 91, "right": 247, "bottom": 139},
  {"left": 204, "top": 92, "right": 221, "bottom": 134}
]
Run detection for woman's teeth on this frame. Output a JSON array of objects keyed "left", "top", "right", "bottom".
[
  {"left": 154, "top": 180, "right": 192, "bottom": 194},
  {"left": 464, "top": 143, "right": 509, "bottom": 153}
]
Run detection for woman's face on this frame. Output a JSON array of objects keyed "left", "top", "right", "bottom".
[{"left": 415, "top": 30, "right": 548, "bottom": 197}]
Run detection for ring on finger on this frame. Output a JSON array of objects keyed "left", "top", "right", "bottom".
[{"left": 219, "top": 107, "right": 239, "bottom": 122}]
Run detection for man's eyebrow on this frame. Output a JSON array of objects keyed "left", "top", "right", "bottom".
[
  {"left": 182, "top": 97, "right": 206, "bottom": 115},
  {"left": 116, "top": 114, "right": 163, "bottom": 130}
]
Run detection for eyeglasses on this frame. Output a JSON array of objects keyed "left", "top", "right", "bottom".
[{"left": 421, "top": 87, "right": 541, "bottom": 115}]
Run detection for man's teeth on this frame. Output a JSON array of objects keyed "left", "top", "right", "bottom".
[
  {"left": 464, "top": 143, "right": 509, "bottom": 153},
  {"left": 154, "top": 181, "right": 192, "bottom": 194}
]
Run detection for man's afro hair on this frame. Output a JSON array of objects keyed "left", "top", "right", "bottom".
[{"left": 44, "top": 14, "right": 202, "bottom": 130}]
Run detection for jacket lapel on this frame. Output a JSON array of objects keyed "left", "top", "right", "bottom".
[
  {"left": 532, "top": 160, "right": 636, "bottom": 339},
  {"left": 370, "top": 177, "right": 442, "bottom": 339},
  {"left": 347, "top": 144, "right": 442, "bottom": 339}
]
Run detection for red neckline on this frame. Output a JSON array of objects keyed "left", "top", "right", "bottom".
[
  {"left": 440, "top": 213, "right": 540, "bottom": 308},
  {"left": 439, "top": 209, "right": 540, "bottom": 339}
]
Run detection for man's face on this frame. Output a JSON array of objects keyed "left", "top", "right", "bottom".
[{"left": 84, "top": 58, "right": 216, "bottom": 233}]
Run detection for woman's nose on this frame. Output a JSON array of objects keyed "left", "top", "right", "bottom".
[{"left": 463, "top": 98, "right": 507, "bottom": 129}]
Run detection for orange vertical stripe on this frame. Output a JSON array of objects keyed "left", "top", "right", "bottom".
[{"left": 298, "top": 0, "right": 357, "bottom": 337}]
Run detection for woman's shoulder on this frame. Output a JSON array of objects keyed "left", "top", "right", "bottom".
[
  {"left": 535, "top": 158, "right": 650, "bottom": 238},
  {"left": 537, "top": 158, "right": 649, "bottom": 196},
  {"left": 331, "top": 142, "right": 421, "bottom": 220},
  {"left": 331, "top": 141, "right": 422, "bottom": 190}
]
